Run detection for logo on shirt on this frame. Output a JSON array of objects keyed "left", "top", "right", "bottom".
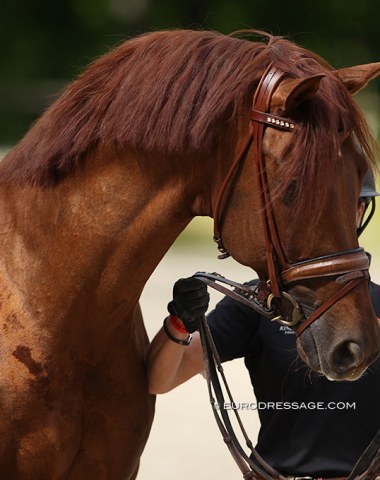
[{"left": 278, "top": 325, "right": 295, "bottom": 335}]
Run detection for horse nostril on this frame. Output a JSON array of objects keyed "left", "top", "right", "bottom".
[{"left": 330, "top": 340, "right": 364, "bottom": 373}]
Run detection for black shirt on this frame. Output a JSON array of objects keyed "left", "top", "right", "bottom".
[{"left": 207, "top": 281, "right": 380, "bottom": 477}]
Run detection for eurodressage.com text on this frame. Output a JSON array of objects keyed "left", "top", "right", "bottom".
[{"left": 214, "top": 401, "right": 356, "bottom": 411}]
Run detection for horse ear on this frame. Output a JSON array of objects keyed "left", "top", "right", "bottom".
[
  {"left": 333, "top": 62, "right": 380, "bottom": 95},
  {"left": 272, "top": 75, "right": 325, "bottom": 114}
]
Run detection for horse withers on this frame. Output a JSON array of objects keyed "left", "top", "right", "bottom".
[{"left": 0, "top": 30, "right": 379, "bottom": 479}]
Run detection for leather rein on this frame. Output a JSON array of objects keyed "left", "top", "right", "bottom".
[
  {"left": 193, "top": 272, "right": 380, "bottom": 480},
  {"left": 212, "top": 64, "right": 369, "bottom": 335}
]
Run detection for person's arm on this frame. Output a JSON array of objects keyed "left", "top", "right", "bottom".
[
  {"left": 147, "top": 326, "right": 204, "bottom": 394},
  {"left": 147, "top": 277, "right": 209, "bottom": 394}
]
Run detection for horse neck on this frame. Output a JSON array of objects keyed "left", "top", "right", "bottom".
[{"left": 0, "top": 146, "right": 199, "bottom": 316}]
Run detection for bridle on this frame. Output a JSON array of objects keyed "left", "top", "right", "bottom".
[
  {"left": 191, "top": 65, "right": 378, "bottom": 480},
  {"left": 212, "top": 64, "right": 370, "bottom": 336},
  {"left": 194, "top": 65, "right": 379, "bottom": 480}
]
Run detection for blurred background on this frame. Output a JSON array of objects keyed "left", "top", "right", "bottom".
[{"left": 1, "top": 1, "right": 379, "bottom": 478}]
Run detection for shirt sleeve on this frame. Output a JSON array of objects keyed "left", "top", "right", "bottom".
[{"left": 206, "top": 280, "right": 261, "bottom": 362}]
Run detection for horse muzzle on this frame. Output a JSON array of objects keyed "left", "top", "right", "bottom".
[{"left": 296, "top": 317, "right": 380, "bottom": 381}]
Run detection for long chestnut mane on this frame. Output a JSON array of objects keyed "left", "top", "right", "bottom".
[{"left": 0, "top": 29, "right": 376, "bottom": 209}]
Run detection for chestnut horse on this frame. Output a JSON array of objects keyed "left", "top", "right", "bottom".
[{"left": 0, "top": 30, "right": 379, "bottom": 479}]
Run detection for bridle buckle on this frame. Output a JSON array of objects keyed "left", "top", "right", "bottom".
[{"left": 267, "top": 291, "right": 304, "bottom": 327}]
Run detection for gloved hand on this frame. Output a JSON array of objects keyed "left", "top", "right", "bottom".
[{"left": 167, "top": 277, "right": 210, "bottom": 333}]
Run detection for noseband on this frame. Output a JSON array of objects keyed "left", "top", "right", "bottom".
[{"left": 212, "top": 65, "right": 369, "bottom": 335}]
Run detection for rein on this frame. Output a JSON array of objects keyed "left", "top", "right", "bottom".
[
  {"left": 197, "top": 309, "right": 286, "bottom": 480},
  {"left": 194, "top": 271, "right": 380, "bottom": 480},
  {"left": 212, "top": 64, "right": 370, "bottom": 335}
]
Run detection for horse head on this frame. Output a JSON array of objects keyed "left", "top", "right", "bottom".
[{"left": 214, "top": 61, "right": 380, "bottom": 381}]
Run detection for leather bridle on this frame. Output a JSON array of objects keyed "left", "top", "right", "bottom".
[
  {"left": 193, "top": 66, "right": 379, "bottom": 478},
  {"left": 212, "top": 64, "right": 370, "bottom": 336}
]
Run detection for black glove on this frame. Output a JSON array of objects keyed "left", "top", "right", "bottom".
[{"left": 167, "top": 277, "right": 210, "bottom": 333}]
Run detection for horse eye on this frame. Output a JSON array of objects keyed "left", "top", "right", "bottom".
[{"left": 338, "top": 130, "right": 351, "bottom": 143}]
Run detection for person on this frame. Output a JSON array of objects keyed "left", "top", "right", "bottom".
[{"left": 147, "top": 172, "right": 380, "bottom": 480}]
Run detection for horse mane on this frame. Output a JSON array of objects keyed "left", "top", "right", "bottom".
[{"left": 0, "top": 29, "right": 376, "bottom": 210}]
